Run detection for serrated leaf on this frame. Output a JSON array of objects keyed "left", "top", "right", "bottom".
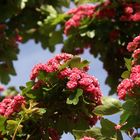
[
  {"left": 37, "top": 108, "right": 46, "bottom": 115},
  {"left": 6, "top": 120, "right": 23, "bottom": 134},
  {"left": 122, "top": 100, "right": 135, "bottom": 111},
  {"left": 124, "top": 58, "right": 132, "bottom": 71},
  {"left": 66, "top": 88, "right": 83, "bottom": 105},
  {"left": 49, "top": 30, "right": 63, "bottom": 46},
  {"left": 26, "top": 81, "right": 34, "bottom": 87},
  {"left": 120, "top": 111, "right": 131, "bottom": 124},
  {"left": 121, "top": 71, "right": 130, "bottom": 79},
  {"left": 0, "top": 115, "right": 7, "bottom": 133},
  {"left": 69, "top": 56, "right": 81, "bottom": 68},
  {"left": 93, "top": 97, "right": 122, "bottom": 116},
  {"left": 101, "top": 118, "right": 116, "bottom": 137}
]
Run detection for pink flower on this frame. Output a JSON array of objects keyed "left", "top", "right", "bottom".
[
  {"left": 30, "top": 63, "right": 46, "bottom": 80},
  {"left": 117, "top": 79, "right": 134, "bottom": 100},
  {"left": 132, "top": 12, "right": 140, "bottom": 21},
  {"left": 0, "top": 95, "right": 26, "bottom": 117},
  {"left": 115, "top": 124, "right": 122, "bottom": 130},
  {"left": 124, "top": 6, "right": 133, "bottom": 14},
  {"left": 64, "top": 5, "right": 96, "bottom": 35},
  {"left": 80, "top": 136, "right": 96, "bottom": 140},
  {"left": 79, "top": 77, "right": 93, "bottom": 87},
  {"left": 130, "top": 65, "right": 140, "bottom": 86},
  {"left": 30, "top": 53, "right": 73, "bottom": 80},
  {"left": 127, "top": 42, "right": 137, "bottom": 52},
  {"left": 127, "top": 35, "right": 140, "bottom": 52},
  {"left": 67, "top": 81, "right": 78, "bottom": 89},
  {"left": 16, "top": 34, "right": 23, "bottom": 42}
]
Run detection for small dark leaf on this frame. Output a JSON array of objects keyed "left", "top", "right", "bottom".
[
  {"left": 101, "top": 118, "right": 116, "bottom": 137},
  {"left": 66, "top": 89, "right": 83, "bottom": 105},
  {"left": 124, "top": 58, "right": 132, "bottom": 71},
  {"left": 121, "top": 71, "right": 130, "bottom": 79}
]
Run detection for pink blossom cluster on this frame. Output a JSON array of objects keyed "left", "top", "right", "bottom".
[
  {"left": 80, "top": 136, "right": 96, "bottom": 140},
  {"left": 117, "top": 79, "right": 134, "bottom": 100},
  {"left": 117, "top": 65, "right": 140, "bottom": 100},
  {"left": 64, "top": 1, "right": 115, "bottom": 35},
  {"left": 30, "top": 53, "right": 73, "bottom": 80},
  {"left": 64, "top": 5, "right": 96, "bottom": 35},
  {"left": 127, "top": 35, "right": 140, "bottom": 65},
  {"left": 127, "top": 35, "right": 140, "bottom": 52},
  {"left": 118, "top": 35, "right": 140, "bottom": 100},
  {"left": 0, "top": 95, "right": 25, "bottom": 117},
  {"left": 59, "top": 67, "right": 102, "bottom": 104},
  {"left": 95, "top": 0, "right": 115, "bottom": 19},
  {"left": 120, "top": 3, "right": 140, "bottom": 21}
]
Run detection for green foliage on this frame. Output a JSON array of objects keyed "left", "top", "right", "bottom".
[
  {"left": 94, "top": 97, "right": 122, "bottom": 116},
  {"left": 0, "top": 115, "right": 7, "bottom": 133},
  {"left": 66, "top": 88, "right": 83, "bottom": 105},
  {"left": 73, "top": 118, "right": 123, "bottom": 140},
  {"left": 120, "top": 98, "right": 140, "bottom": 130}
]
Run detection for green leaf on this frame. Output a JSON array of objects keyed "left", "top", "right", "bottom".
[
  {"left": 0, "top": 115, "right": 7, "bottom": 133},
  {"left": 122, "top": 100, "right": 135, "bottom": 111},
  {"left": 124, "top": 58, "right": 132, "bottom": 71},
  {"left": 26, "top": 81, "right": 34, "bottom": 87},
  {"left": 121, "top": 71, "right": 130, "bottom": 79},
  {"left": 86, "top": 30, "right": 95, "bottom": 38},
  {"left": 69, "top": 56, "right": 81, "bottom": 68},
  {"left": 69, "top": 56, "right": 89, "bottom": 69},
  {"left": 66, "top": 89, "right": 83, "bottom": 105},
  {"left": 49, "top": 30, "right": 63, "bottom": 47},
  {"left": 93, "top": 96, "right": 122, "bottom": 116},
  {"left": 37, "top": 108, "right": 46, "bottom": 115},
  {"left": 6, "top": 120, "right": 23, "bottom": 134},
  {"left": 100, "top": 118, "right": 116, "bottom": 137},
  {"left": 135, "top": 137, "right": 140, "bottom": 140},
  {"left": 73, "top": 127, "right": 105, "bottom": 140},
  {"left": 120, "top": 111, "right": 131, "bottom": 124},
  {"left": 116, "top": 131, "right": 123, "bottom": 140}
]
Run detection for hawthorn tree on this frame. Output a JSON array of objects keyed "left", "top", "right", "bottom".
[{"left": 0, "top": 0, "right": 140, "bottom": 140}]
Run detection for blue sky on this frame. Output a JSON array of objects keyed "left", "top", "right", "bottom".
[{"left": 7, "top": 41, "right": 129, "bottom": 140}]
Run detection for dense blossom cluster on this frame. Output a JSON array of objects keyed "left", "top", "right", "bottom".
[
  {"left": 64, "top": 5, "right": 96, "bottom": 35},
  {"left": 80, "top": 136, "right": 96, "bottom": 140},
  {"left": 64, "top": 1, "right": 140, "bottom": 36},
  {"left": 59, "top": 67, "right": 102, "bottom": 104},
  {"left": 117, "top": 65, "right": 140, "bottom": 99},
  {"left": 127, "top": 35, "right": 140, "bottom": 52},
  {"left": 30, "top": 53, "right": 102, "bottom": 127},
  {"left": 117, "top": 35, "right": 140, "bottom": 100},
  {"left": 30, "top": 53, "right": 102, "bottom": 104},
  {"left": 30, "top": 53, "right": 73, "bottom": 80},
  {"left": 117, "top": 78, "right": 134, "bottom": 100},
  {"left": 120, "top": 3, "right": 140, "bottom": 21},
  {"left": 64, "top": 1, "right": 115, "bottom": 35},
  {"left": 0, "top": 95, "right": 25, "bottom": 117}
]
